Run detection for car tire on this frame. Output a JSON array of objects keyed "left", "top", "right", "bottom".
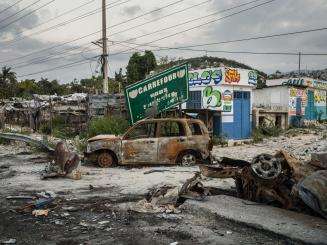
[
  {"left": 97, "top": 152, "right": 116, "bottom": 168},
  {"left": 178, "top": 152, "right": 197, "bottom": 167}
]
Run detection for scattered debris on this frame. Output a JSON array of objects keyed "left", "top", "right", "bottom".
[
  {"left": 32, "top": 209, "right": 49, "bottom": 217},
  {"left": 132, "top": 173, "right": 210, "bottom": 213},
  {"left": 41, "top": 141, "right": 81, "bottom": 180},
  {"left": 298, "top": 170, "right": 327, "bottom": 219},
  {"left": 6, "top": 196, "right": 34, "bottom": 200},
  {"left": 200, "top": 150, "right": 327, "bottom": 217},
  {"left": 0, "top": 133, "right": 54, "bottom": 153},
  {"left": 0, "top": 239, "right": 16, "bottom": 244}
]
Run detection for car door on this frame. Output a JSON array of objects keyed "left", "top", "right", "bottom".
[
  {"left": 157, "top": 121, "right": 188, "bottom": 164},
  {"left": 121, "top": 121, "right": 158, "bottom": 164}
]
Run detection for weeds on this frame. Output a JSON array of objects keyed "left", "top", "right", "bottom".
[
  {"left": 87, "top": 116, "right": 129, "bottom": 138},
  {"left": 252, "top": 125, "right": 282, "bottom": 142},
  {"left": 212, "top": 134, "right": 228, "bottom": 146}
]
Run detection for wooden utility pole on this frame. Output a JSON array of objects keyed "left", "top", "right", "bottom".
[{"left": 102, "top": 0, "right": 109, "bottom": 93}]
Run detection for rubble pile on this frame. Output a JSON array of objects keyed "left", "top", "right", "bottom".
[{"left": 200, "top": 150, "right": 327, "bottom": 218}]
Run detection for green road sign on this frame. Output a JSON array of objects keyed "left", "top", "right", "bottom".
[{"left": 125, "top": 63, "right": 189, "bottom": 124}]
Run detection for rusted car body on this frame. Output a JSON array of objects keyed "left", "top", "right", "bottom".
[{"left": 85, "top": 118, "right": 212, "bottom": 167}]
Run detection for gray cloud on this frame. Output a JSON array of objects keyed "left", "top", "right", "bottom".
[
  {"left": 122, "top": 5, "right": 141, "bottom": 16},
  {"left": 0, "top": 2, "right": 40, "bottom": 39}
]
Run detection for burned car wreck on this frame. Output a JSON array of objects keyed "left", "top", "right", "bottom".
[{"left": 85, "top": 118, "right": 213, "bottom": 167}]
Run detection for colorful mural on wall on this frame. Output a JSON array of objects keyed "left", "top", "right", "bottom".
[
  {"left": 202, "top": 86, "right": 222, "bottom": 109},
  {"left": 225, "top": 68, "right": 240, "bottom": 84},
  {"left": 283, "top": 78, "right": 327, "bottom": 90},
  {"left": 189, "top": 67, "right": 257, "bottom": 87},
  {"left": 222, "top": 90, "right": 233, "bottom": 112},
  {"left": 314, "top": 90, "right": 327, "bottom": 105},
  {"left": 289, "top": 88, "right": 307, "bottom": 116},
  {"left": 248, "top": 71, "right": 258, "bottom": 85}
]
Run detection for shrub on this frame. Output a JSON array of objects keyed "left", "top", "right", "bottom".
[
  {"left": 212, "top": 135, "right": 228, "bottom": 146},
  {"left": 252, "top": 125, "right": 282, "bottom": 142},
  {"left": 252, "top": 128, "right": 264, "bottom": 143},
  {"left": 87, "top": 116, "right": 129, "bottom": 138}
]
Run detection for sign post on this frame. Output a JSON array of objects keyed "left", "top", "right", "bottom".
[{"left": 125, "top": 64, "right": 189, "bottom": 124}]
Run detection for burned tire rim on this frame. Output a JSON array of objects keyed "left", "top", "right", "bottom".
[
  {"left": 97, "top": 152, "right": 114, "bottom": 168},
  {"left": 251, "top": 154, "right": 282, "bottom": 180},
  {"left": 181, "top": 153, "right": 196, "bottom": 167}
]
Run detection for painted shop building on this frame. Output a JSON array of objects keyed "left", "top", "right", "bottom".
[
  {"left": 253, "top": 77, "right": 327, "bottom": 125},
  {"left": 182, "top": 67, "right": 257, "bottom": 139}
]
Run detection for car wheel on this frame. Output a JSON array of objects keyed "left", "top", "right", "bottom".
[
  {"left": 97, "top": 152, "right": 115, "bottom": 168},
  {"left": 179, "top": 152, "right": 197, "bottom": 167}
]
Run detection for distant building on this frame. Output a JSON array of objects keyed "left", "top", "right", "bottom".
[
  {"left": 253, "top": 77, "right": 327, "bottom": 126},
  {"left": 182, "top": 67, "right": 258, "bottom": 139}
]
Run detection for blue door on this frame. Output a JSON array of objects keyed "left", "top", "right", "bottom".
[
  {"left": 242, "top": 92, "right": 251, "bottom": 138},
  {"left": 233, "top": 91, "right": 251, "bottom": 139}
]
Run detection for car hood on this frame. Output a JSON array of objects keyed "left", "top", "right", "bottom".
[{"left": 87, "top": 134, "right": 121, "bottom": 142}]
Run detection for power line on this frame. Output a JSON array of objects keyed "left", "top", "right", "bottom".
[
  {"left": 17, "top": 58, "right": 93, "bottom": 78},
  {"left": 116, "top": 0, "right": 264, "bottom": 42},
  {"left": 0, "top": 0, "right": 42, "bottom": 23},
  {"left": 1, "top": 0, "right": 130, "bottom": 48},
  {"left": 13, "top": 47, "right": 100, "bottom": 69},
  {"left": 0, "top": 0, "right": 186, "bottom": 64},
  {"left": 8, "top": 0, "right": 327, "bottom": 71},
  {"left": 0, "top": 0, "right": 55, "bottom": 31},
  {"left": 0, "top": 0, "right": 25, "bottom": 16},
  {"left": 110, "top": 0, "right": 279, "bottom": 56},
  {"left": 112, "top": 41, "right": 327, "bottom": 56},
  {"left": 10, "top": 0, "right": 210, "bottom": 68},
  {"left": 109, "top": 0, "right": 212, "bottom": 37},
  {"left": 0, "top": 0, "right": 131, "bottom": 64},
  {"left": 1, "top": 0, "right": 97, "bottom": 45}
]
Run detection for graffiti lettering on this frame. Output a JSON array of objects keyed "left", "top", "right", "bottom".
[
  {"left": 225, "top": 68, "right": 240, "bottom": 84},
  {"left": 248, "top": 70, "right": 257, "bottom": 85},
  {"left": 189, "top": 69, "right": 222, "bottom": 86}
]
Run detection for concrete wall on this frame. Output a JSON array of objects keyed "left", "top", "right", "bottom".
[{"left": 253, "top": 86, "right": 289, "bottom": 111}]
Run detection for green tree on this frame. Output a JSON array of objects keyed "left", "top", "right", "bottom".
[
  {"left": 70, "top": 79, "right": 87, "bottom": 93},
  {"left": 80, "top": 76, "right": 103, "bottom": 93},
  {"left": 17, "top": 79, "right": 39, "bottom": 98},
  {"left": 0, "top": 66, "right": 18, "bottom": 99},
  {"left": 126, "top": 52, "right": 141, "bottom": 84},
  {"left": 126, "top": 50, "right": 157, "bottom": 84}
]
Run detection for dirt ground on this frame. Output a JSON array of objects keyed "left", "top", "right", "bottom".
[{"left": 0, "top": 128, "right": 326, "bottom": 244}]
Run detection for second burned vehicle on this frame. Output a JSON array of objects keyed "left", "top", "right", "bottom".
[{"left": 84, "top": 118, "right": 212, "bottom": 167}]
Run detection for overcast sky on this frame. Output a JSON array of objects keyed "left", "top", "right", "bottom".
[{"left": 0, "top": 0, "right": 326, "bottom": 83}]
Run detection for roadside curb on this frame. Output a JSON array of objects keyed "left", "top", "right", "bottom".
[{"left": 182, "top": 195, "right": 327, "bottom": 245}]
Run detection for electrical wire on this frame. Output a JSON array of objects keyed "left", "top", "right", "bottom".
[
  {"left": 1, "top": 0, "right": 129, "bottom": 47},
  {"left": 110, "top": 0, "right": 279, "bottom": 56},
  {"left": 0, "top": 0, "right": 185, "bottom": 64},
  {"left": 0, "top": 0, "right": 25, "bottom": 16},
  {"left": 0, "top": 0, "right": 55, "bottom": 30},
  {"left": 0, "top": 0, "right": 42, "bottom": 23},
  {"left": 1, "top": 0, "right": 97, "bottom": 45},
  {"left": 0, "top": 0, "right": 263, "bottom": 65},
  {"left": 114, "top": 0, "right": 264, "bottom": 42}
]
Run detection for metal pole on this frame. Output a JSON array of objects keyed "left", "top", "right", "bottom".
[{"left": 102, "top": 0, "right": 109, "bottom": 94}]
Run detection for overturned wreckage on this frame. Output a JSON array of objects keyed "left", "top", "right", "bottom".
[
  {"left": 200, "top": 150, "right": 327, "bottom": 218},
  {"left": 0, "top": 132, "right": 80, "bottom": 180}
]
